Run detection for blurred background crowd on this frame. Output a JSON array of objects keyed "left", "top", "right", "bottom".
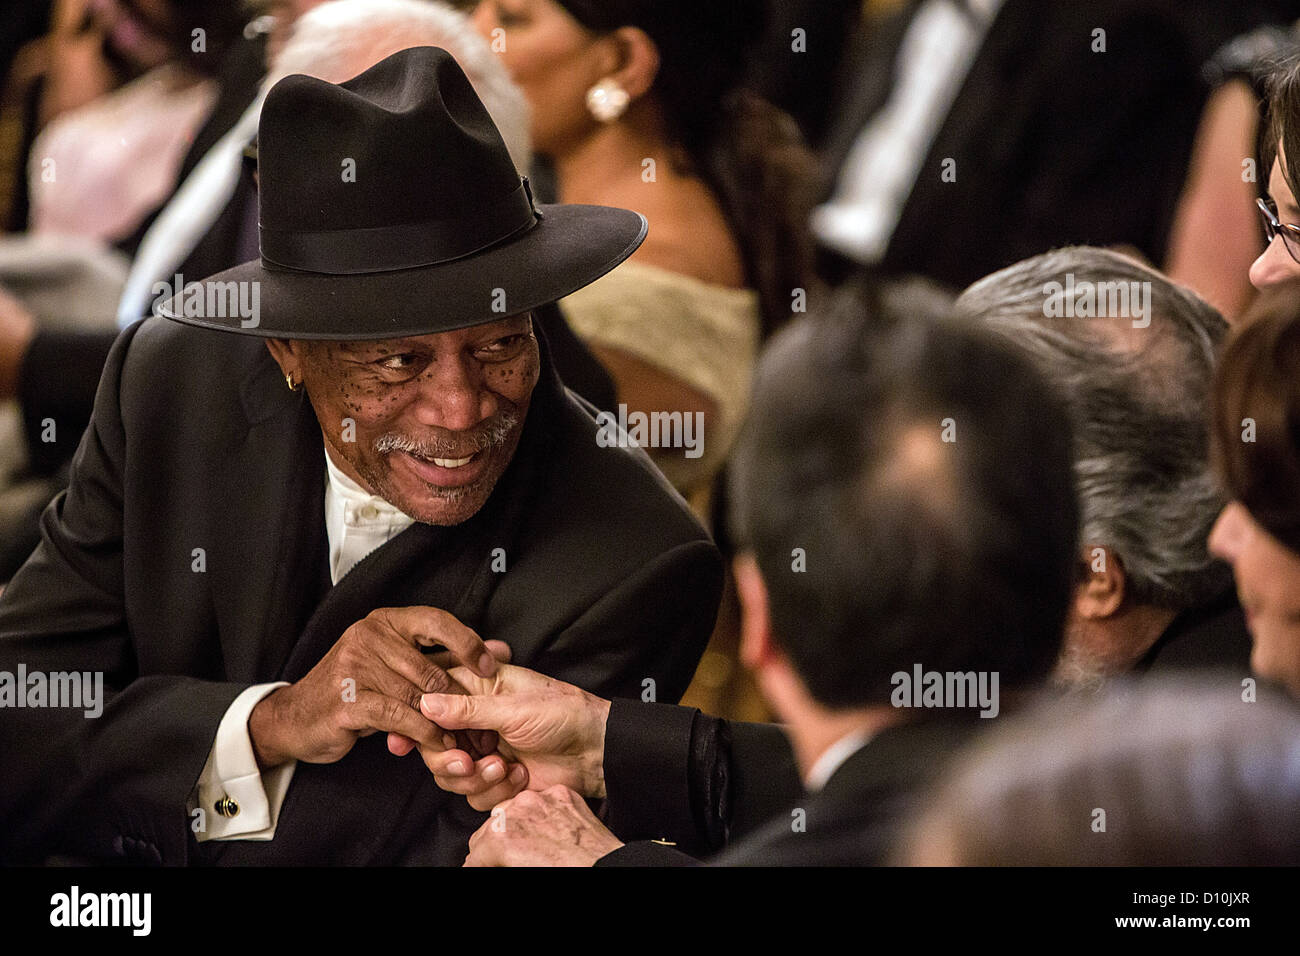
[{"left": 3, "top": 0, "right": 1300, "bottom": 864}]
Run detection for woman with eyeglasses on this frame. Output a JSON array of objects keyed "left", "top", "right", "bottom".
[{"left": 1251, "top": 54, "right": 1300, "bottom": 293}]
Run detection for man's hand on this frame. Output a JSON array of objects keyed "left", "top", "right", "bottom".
[
  {"left": 0, "top": 284, "right": 36, "bottom": 400},
  {"left": 464, "top": 785, "right": 624, "bottom": 867},
  {"left": 247, "top": 606, "right": 503, "bottom": 768},
  {"left": 416, "top": 664, "right": 611, "bottom": 811}
]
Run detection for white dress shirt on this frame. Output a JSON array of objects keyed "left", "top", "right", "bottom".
[
  {"left": 810, "top": 0, "right": 1004, "bottom": 264},
  {"left": 323, "top": 450, "right": 416, "bottom": 582},
  {"left": 190, "top": 447, "right": 414, "bottom": 841},
  {"left": 805, "top": 727, "right": 875, "bottom": 793}
]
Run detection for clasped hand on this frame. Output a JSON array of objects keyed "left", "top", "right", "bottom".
[{"left": 411, "top": 659, "right": 627, "bottom": 866}]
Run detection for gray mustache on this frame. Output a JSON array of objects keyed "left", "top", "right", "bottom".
[{"left": 373, "top": 411, "right": 519, "bottom": 459}]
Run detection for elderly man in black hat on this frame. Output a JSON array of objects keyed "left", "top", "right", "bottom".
[{"left": 0, "top": 46, "right": 722, "bottom": 865}]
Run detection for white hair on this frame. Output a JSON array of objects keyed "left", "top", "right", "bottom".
[{"left": 265, "top": 0, "right": 531, "bottom": 172}]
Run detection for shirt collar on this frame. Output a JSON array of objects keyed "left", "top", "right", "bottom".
[
  {"left": 805, "top": 727, "right": 875, "bottom": 792},
  {"left": 323, "top": 447, "right": 416, "bottom": 583},
  {"left": 324, "top": 448, "right": 410, "bottom": 519}
]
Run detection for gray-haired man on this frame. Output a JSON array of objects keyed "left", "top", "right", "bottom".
[{"left": 954, "top": 246, "right": 1250, "bottom": 685}]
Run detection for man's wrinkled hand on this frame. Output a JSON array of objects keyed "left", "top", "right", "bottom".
[
  {"left": 464, "top": 785, "right": 624, "bottom": 867},
  {"left": 247, "top": 606, "right": 501, "bottom": 768},
  {"left": 417, "top": 663, "right": 611, "bottom": 811}
]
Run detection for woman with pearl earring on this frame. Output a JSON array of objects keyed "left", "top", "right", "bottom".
[{"left": 472, "top": 0, "right": 817, "bottom": 507}]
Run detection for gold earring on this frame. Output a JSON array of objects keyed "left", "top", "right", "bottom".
[{"left": 285, "top": 371, "right": 302, "bottom": 391}]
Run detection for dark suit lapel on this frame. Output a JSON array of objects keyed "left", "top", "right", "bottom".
[
  {"left": 207, "top": 350, "right": 328, "bottom": 684},
  {"left": 204, "top": 428, "right": 517, "bottom": 864},
  {"left": 885, "top": 0, "right": 1036, "bottom": 272},
  {"left": 278, "top": 521, "right": 481, "bottom": 683}
]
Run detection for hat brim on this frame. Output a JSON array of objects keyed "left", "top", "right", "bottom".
[{"left": 153, "top": 203, "right": 647, "bottom": 339}]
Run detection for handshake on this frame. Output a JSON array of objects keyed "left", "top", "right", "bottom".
[
  {"left": 244, "top": 608, "right": 645, "bottom": 866},
  {"left": 406, "top": 650, "right": 629, "bottom": 867}
]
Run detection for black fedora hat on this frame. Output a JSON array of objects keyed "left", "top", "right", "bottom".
[{"left": 154, "top": 45, "right": 646, "bottom": 339}]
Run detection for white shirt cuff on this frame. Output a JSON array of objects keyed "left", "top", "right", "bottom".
[{"left": 190, "top": 682, "right": 297, "bottom": 841}]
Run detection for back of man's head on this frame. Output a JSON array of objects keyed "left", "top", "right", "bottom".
[
  {"left": 728, "top": 281, "right": 1079, "bottom": 709},
  {"left": 955, "top": 247, "right": 1230, "bottom": 611},
  {"left": 267, "top": 0, "right": 532, "bottom": 172}
]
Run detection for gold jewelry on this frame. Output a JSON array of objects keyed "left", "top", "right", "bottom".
[{"left": 285, "top": 371, "right": 302, "bottom": 391}]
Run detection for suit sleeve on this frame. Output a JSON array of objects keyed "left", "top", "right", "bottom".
[
  {"left": 601, "top": 699, "right": 708, "bottom": 851},
  {"left": 600, "top": 698, "right": 802, "bottom": 858},
  {"left": 596, "top": 841, "right": 701, "bottom": 866},
  {"left": 0, "top": 323, "right": 248, "bottom": 865}
]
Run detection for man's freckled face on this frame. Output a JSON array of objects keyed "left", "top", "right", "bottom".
[{"left": 298, "top": 315, "right": 541, "bottom": 526}]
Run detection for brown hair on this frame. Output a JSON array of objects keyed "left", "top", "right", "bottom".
[
  {"left": 1263, "top": 53, "right": 1300, "bottom": 201},
  {"left": 1210, "top": 299, "right": 1300, "bottom": 553}
]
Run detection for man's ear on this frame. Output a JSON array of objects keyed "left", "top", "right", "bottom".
[
  {"left": 602, "top": 26, "right": 660, "bottom": 102},
  {"left": 735, "top": 553, "right": 779, "bottom": 672},
  {"left": 1074, "top": 545, "right": 1126, "bottom": 619},
  {"left": 264, "top": 338, "right": 300, "bottom": 377}
]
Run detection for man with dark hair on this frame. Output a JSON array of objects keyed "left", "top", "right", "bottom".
[{"left": 415, "top": 282, "right": 1080, "bottom": 865}]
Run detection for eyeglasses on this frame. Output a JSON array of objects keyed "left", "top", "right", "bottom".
[{"left": 1256, "top": 197, "right": 1300, "bottom": 264}]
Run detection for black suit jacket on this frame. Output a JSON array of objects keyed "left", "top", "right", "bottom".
[
  {"left": 0, "top": 318, "right": 722, "bottom": 865},
  {"left": 709, "top": 719, "right": 975, "bottom": 865},
  {"left": 598, "top": 701, "right": 977, "bottom": 866},
  {"left": 1136, "top": 587, "right": 1252, "bottom": 674},
  {"left": 819, "top": 0, "right": 1227, "bottom": 289}
]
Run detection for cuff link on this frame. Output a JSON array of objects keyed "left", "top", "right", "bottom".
[{"left": 214, "top": 795, "right": 240, "bottom": 817}]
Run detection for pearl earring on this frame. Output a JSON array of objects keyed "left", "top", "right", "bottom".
[{"left": 586, "top": 78, "right": 630, "bottom": 123}]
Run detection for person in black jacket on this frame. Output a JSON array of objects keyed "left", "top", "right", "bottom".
[
  {"left": 419, "top": 281, "right": 1082, "bottom": 866},
  {"left": 0, "top": 47, "right": 720, "bottom": 866},
  {"left": 813, "top": 0, "right": 1292, "bottom": 290},
  {"left": 0, "top": 0, "right": 617, "bottom": 582}
]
